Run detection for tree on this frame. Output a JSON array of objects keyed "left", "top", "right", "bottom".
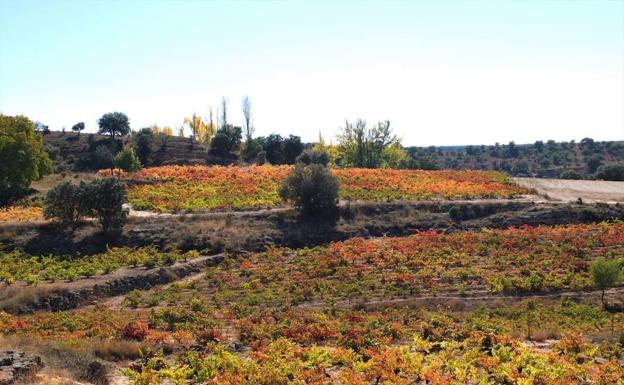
[
  {"left": 208, "top": 125, "right": 242, "bottom": 158},
  {"left": 282, "top": 135, "right": 304, "bottom": 164},
  {"left": 219, "top": 97, "right": 228, "bottom": 129},
  {"left": 337, "top": 119, "right": 398, "bottom": 168},
  {"left": 184, "top": 113, "right": 215, "bottom": 144},
  {"left": 98, "top": 112, "right": 130, "bottom": 140},
  {"left": 241, "top": 96, "right": 254, "bottom": 141},
  {"left": 84, "top": 178, "right": 128, "bottom": 234},
  {"left": 595, "top": 163, "right": 624, "bottom": 181},
  {"left": 72, "top": 122, "right": 85, "bottom": 135},
  {"left": 113, "top": 145, "right": 142, "bottom": 172},
  {"left": 585, "top": 154, "right": 603, "bottom": 174},
  {"left": 279, "top": 158, "right": 339, "bottom": 218},
  {"left": 381, "top": 142, "right": 408, "bottom": 169},
  {"left": 590, "top": 259, "right": 621, "bottom": 308},
  {"left": 259, "top": 134, "right": 284, "bottom": 164},
  {"left": 0, "top": 114, "right": 53, "bottom": 204},
  {"left": 134, "top": 128, "right": 154, "bottom": 165},
  {"left": 43, "top": 181, "right": 88, "bottom": 231}
]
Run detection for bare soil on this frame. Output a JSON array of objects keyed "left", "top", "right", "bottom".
[{"left": 514, "top": 177, "right": 624, "bottom": 203}]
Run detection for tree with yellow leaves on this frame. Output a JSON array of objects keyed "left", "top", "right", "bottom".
[
  {"left": 184, "top": 113, "right": 215, "bottom": 145},
  {"left": 312, "top": 131, "right": 339, "bottom": 167}
]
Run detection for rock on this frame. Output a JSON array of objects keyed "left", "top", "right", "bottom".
[{"left": 0, "top": 351, "right": 43, "bottom": 385}]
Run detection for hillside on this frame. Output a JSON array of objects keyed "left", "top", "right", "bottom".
[
  {"left": 42, "top": 130, "right": 217, "bottom": 172},
  {"left": 406, "top": 138, "right": 624, "bottom": 178}
]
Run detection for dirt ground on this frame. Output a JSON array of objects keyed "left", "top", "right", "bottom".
[{"left": 514, "top": 177, "right": 624, "bottom": 203}]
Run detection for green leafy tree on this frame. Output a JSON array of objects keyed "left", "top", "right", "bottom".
[
  {"left": 43, "top": 181, "right": 88, "bottom": 231},
  {"left": 279, "top": 159, "right": 339, "bottom": 218},
  {"left": 208, "top": 125, "right": 242, "bottom": 158},
  {"left": 134, "top": 127, "right": 154, "bottom": 165},
  {"left": 98, "top": 112, "right": 130, "bottom": 140},
  {"left": 71, "top": 122, "right": 85, "bottom": 135},
  {"left": 0, "top": 114, "right": 53, "bottom": 204},
  {"left": 282, "top": 135, "right": 304, "bottom": 164},
  {"left": 84, "top": 178, "right": 128, "bottom": 234},
  {"left": 590, "top": 259, "right": 621, "bottom": 308},
  {"left": 113, "top": 145, "right": 142, "bottom": 172},
  {"left": 338, "top": 119, "right": 398, "bottom": 168},
  {"left": 381, "top": 142, "right": 408, "bottom": 169}
]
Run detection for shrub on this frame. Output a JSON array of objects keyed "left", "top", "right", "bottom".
[
  {"left": 278, "top": 162, "right": 339, "bottom": 218},
  {"left": 113, "top": 145, "right": 142, "bottom": 172},
  {"left": 595, "top": 163, "right": 624, "bottom": 181},
  {"left": 84, "top": 178, "right": 128, "bottom": 234},
  {"left": 43, "top": 181, "right": 88, "bottom": 231}
]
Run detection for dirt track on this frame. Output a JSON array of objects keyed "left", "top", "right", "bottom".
[{"left": 514, "top": 177, "right": 624, "bottom": 203}]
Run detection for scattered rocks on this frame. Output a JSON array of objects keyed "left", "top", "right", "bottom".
[{"left": 0, "top": 351, "right": 43, "bottom": 385}]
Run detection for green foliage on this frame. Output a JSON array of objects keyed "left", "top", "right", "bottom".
[
  {"left": 279, "top": 163, "right": 339, "bottom": 217},
  {"left": 43, "top": 181, "right": 89, "bottom": 231},
  {"left": 281, "top": 135, "right": 304, "bottom": 164},
  {"left": 0, "top": 114, "right": 53, "bottom": 204},
  {"left": 113, "top": 146, "right": 142, "bottom": 172},
  {"left": 559, "top": 169, "right": 582, "bottom": 180},
  {"left": 98, "top": 112, "right": 130, "bottom": 139},
  {"left": 208, "top": 125, "right": 242, "bottom": 158},
  {"left": 84, "top": 178, "right": 128, "bottom": 233},
  {"left": 0, "top": 246, "right": 194, "bottom": 285},
  {"left": 381, "top": 142, "right": 408, "bottom": 169},
  {"left": 590, "top": 259, "right": 621, "bottom": 307},
  {"left": 337, "top": 119, "right": 399, "bottom": 168},
  {"left": 71, "top": 122, "right": 85, "bottom": 134},
  {"left": 595, "top": 163, "right": 624, "bottom": 181},
  {"left": 134, "top": 127, "right": 154, "bottom": 165}
]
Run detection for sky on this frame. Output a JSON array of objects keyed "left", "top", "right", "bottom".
[{"left": 0, "top": 0, "right": 623, "bottom": 146}]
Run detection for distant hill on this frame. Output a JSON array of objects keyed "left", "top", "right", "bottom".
[
  {"left": 42, "top": 131, "right": 225, "bottom": 172},
  {"left": 405, "top": 139, "right": 624, "bottom": 179}
]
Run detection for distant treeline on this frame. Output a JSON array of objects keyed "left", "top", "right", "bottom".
[{"left": 406, "top": 139, "right": 624, "bottom": 180}]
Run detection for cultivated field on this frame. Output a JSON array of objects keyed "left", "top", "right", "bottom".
[
  {"left": 126, "top": 165, "right": 530, "bottom": 212},
  {"left": 0, "top": 167, "right": 623, "bottom": 385},
  {"left": 0, "top": 223, "right": 623, "bottom": 384}
]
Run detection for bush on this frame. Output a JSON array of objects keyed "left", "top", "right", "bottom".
[
  {"left": 278, "top": 162, "right": 339, "bottom": 218},
  {"left": 43, "top": 181, "right": 88, "bottom": 231},
  {"left": 113, "top": 145, "right": 142, "bottom": 172},
  {"left": 84, "top": 178, "right": 128, "bottom": 234},
  {"left": 595, "top": 163, "right": 624, "bottom": 181}
]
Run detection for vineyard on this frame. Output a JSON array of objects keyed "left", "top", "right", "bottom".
[
  {"left": 0, "top": 222, "right": 622, "bottom": 384},
  {"left": 127, "top": 165, "right": 531, "bottom": 212},
  {"left": 0, "top": 247, "right": 202, "bottom": 285}
]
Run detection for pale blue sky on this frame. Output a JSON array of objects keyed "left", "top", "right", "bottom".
[{"left": 1, "top": 0, "right": 623, "bottom": 145}]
